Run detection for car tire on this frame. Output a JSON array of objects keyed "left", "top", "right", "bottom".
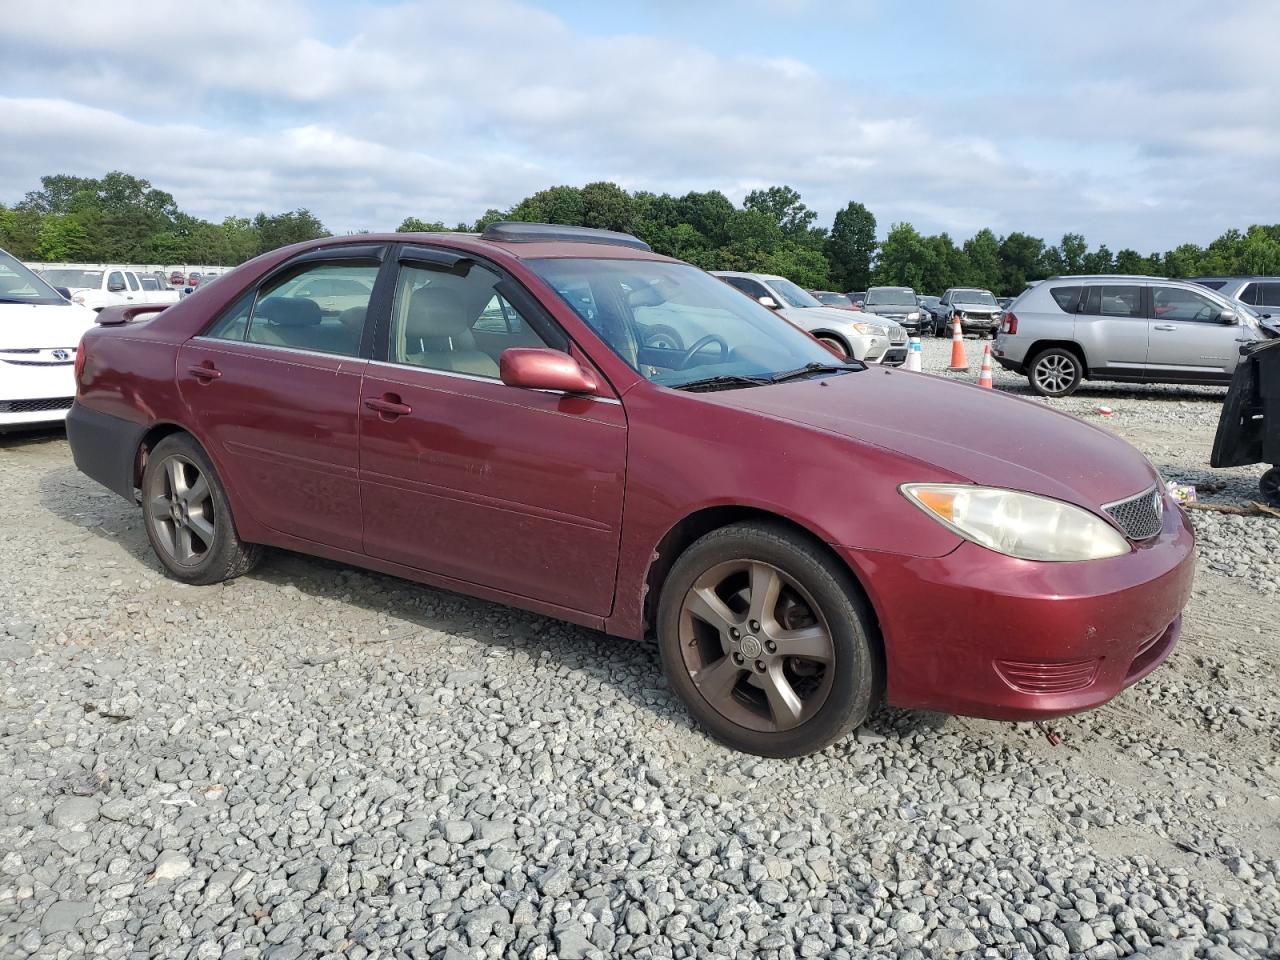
[
  {"left": 1027, "top": 347, "right": 1083, "bottom": 398},
  {"left": 142, "top": 433, "right": 261, "bottom": 585},
  {"left": 656, "top": 521, "right": 878, "bottom": 757},
  {"left": 814, "top": 334, "right": 850, "bottom": 360},
  {"left": 1260, "top": 467, "right": 1280, "bottom": 508}
]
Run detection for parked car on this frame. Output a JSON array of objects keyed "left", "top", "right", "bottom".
[
  {"left": 712, "top": 271, "right": 908, "bottom": 365},
  {"left": 994, "top": 275, "right": 1269, "bottom": 397},
  {"left": 0, "top": 248, "right": 97, "bottom": 430},
  {"left": 40, "top": 266, "right": 175, "bottom": 312},
  {"left": 137, "top": 275, "right": 182, "bottom": 305},
  {"left": 917, "top": 295, "right": 943, "bottom": 331},
  {"left": 169, "top": 271, "right": 186, "bottom": 286},
  {"left": 860, "top": 286, "right": 927, "bottom": 334},
  {"left": 845, "top": 291, "right": 866, "bottom": 309},
  {"left": 997, "top": 297, "right": 1014, "bottom": 311},
  {"left": 1193, "top": 277, "right": 1280, "bottom": 335},
  {"left": 808, "top": 290, "right": 858, "bottom": 310},
  {"left": 68, "top": 223, "right": 1194, "bottom": 756},
  {"left": 936, "top": 287, "right": 1003, "bottom": 338}
]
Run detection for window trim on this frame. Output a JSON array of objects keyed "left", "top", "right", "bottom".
[{"left": 1148, "top": 284, "right": 1230, "bottom": 325}]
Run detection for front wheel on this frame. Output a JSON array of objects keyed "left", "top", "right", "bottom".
[
  {"left": 142, "top": 433, "right": 261, "bottom": 585},
  {"left": 656, "top": 522, "right": 878, "bottom": 757},
  {"left": 816, "top": 334, "right": 850, "bottom": 360},
  {"left": 1027, "top": 347, "right": 1083, "bottom": 398},
  {"left": 1261, "top": 467, "right": 1280, "bottom": 508}
]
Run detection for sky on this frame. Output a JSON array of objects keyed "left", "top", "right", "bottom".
[{"left": 1, "top": 0, "right": 1277, "bottom": 251}]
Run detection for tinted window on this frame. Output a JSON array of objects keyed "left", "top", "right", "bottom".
[
  {"left": 1084, "top": 285, "right": 1142, "bottom": 318},
  {"left": 723, "top": 276, "right": 769, "bottom": 300},
  {"left": 1238, "top": 282, "right": 1259, "bottom": 305},
  {"left": 389, "top": 262, "right": 550, "bottom": 377},
  {"left": 769, "top": 277, "right": 822, "bottom": 308},
  {"left": 1049, "top": 286, "right": 1083, "bottom": 312},
  {"left": 1259, "top": 282, "right": 1280, "bottom": 309},
  {"left": 241, "top": 263, "right": 377, "bottom": 355},
  {"left": 125, "top": 272, "right": 140, "bottom": 291},
  {"left": 107, "top": 271, "right": 125, "bottom": 291},
  {"left": 1152, "top": 286, "right": 1223, "bottom": 323},
  {"left": 1195, "top": 279, "right": 1227, "bottom": 291}
]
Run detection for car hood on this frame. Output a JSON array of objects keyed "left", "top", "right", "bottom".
[
  {"left": 699, "top": 368, "right": 1158, "bottom": 509},
  {"left": 952, "top": 300, "right": 1000, "bottom": 311},
  {"left": 780, "top": 305, "right": 877, "bottom": 331},
  {"left": 0, "top": 302, "right": 98, "bottom": 349},
  {"left": 862, "top": 304, "right": 919, "bottom": 316}
]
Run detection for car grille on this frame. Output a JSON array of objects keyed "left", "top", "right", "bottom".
[
  {"left": 1104, "top": 486, "right": 1164, "bottom": 540},
  {"left": 0, "top": 397, "right": 75, "bottom": 413}
]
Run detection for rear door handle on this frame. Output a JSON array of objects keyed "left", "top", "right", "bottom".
[
  {"left": 364, "top": 395, "right": 413, "bottom": 418},
  {"left": 187, "top": 363, "right": 221, "bottom": 381},
  {"left": 1152, "top": 324, "right": 1177, "bottom": 331}
]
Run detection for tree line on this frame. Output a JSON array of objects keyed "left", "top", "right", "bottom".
[{"left": 4, "top": 171, "right": 1279, "bottom": 294}]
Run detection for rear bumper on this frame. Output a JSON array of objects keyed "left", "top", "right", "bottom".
[
  {"left": 66, "top": 402, "right": 148, "bottom": 501},
  {"left": 839, "top": 502, "right": 1196, "bottom": 720}
]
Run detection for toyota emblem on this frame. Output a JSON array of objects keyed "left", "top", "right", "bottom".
[{"left": 51, "top": 349, "right": 70, "bottom": 361}]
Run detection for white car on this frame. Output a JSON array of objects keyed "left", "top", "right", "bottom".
[
  {"left": 39, "top": 265, "right": 177, "bottom": 312},
  {"left": 711, "top": 271, "right": 909, "bottom": 365},
  {"left": 1, "top": 249, "right": 98, "bottom": 430}
]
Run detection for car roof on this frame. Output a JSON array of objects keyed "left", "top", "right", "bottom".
[
  {"left": 868, "top": 285, "right": 913, "bottom": 291},
  {"left": 1192, "top": 275, "right": 1279, "bottom": 281},
  {"left": 295, "top": 229, "right": 679, "bottom": 265}
]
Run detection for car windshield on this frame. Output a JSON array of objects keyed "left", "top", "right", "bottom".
[
  {"left": 528, "top": 259, "right": 855, "bottom": 389},
  {"left": 41, "top": 268, "right": 103, "bottom": 290},
  {"left": 768, "top": 277, "right": 823, "bottom": 308},
  {"left": 815, "top": 292, "right": 853, "bottom": 307},
  {"left": 952, "top": 289, "right": 998, "bottom": 305},
  {"left": 865, "top": 288, "right": 915, "bottom": 306},
  {"left": 1, "top": 252, "right": 67, "bottom": 304},
  {"left": 919, "top": 296, "right": 940, "bottom": 307}
]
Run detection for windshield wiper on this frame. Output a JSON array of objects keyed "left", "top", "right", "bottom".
[
  {"left": 673, "top": 373, "right": 774, "bottom": 393},
  {"left": 767, "top": 361, "right": 864, "bottom": 383},
  {"left": 0, "top": 297, "right": 37, "bottom": 304}
]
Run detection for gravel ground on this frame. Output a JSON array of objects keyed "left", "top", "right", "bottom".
[{"left": 1, "top": 350, "right": 1277, "bottom": 960}]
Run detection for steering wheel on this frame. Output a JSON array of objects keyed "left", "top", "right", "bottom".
[{"left": 676, "top": 334, "right": 729, "bottom": 370}]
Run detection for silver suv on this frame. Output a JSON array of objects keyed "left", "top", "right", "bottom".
[
  {"left": 712, "top": 271, "right": 909, "bottom": 364},
  {"left": 994, "top": 275, "right": 1268, "bottom": 397}
]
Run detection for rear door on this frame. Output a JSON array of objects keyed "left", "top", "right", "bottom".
[
  {"left": 1075, "top": 283, "right": 1148, "bottom": 377},
  {"left": 176, "top": 246, "right": 389, "bottom": 552},
  {"left": 358, "top": 247, "right": 626, "bottom": 616},
  {"left": 1146, "top": 283, "right": 1239, "bottom": 382}
]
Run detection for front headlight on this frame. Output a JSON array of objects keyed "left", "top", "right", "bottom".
[
  {"left": 907, "top": 311, "right": 920, "bottom": 320},
  {"left": 901, "top": 484, "right": 1130, "bottom": 561},
  {"left": 851, "top": 322, "right": 887, "bottom": 336},
  {"left": 956, "top": 310, "right": 966, "bottom": 320}
]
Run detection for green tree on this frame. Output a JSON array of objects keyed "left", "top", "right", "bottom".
[
  {"left": 824, "top": 201, "right": 876, "bottom": 290},
  {"left": 508, "top": 185, "right": 584, "bottom": 225},
  {"left": 743, "top": 185, "right": 816, "bottom": 237},
  {"left": 579, "top": 181, "right": 634, "bottom": 233},
  {"left": 873, "top": 223, "right": 936, "bottom": 289},
  {"left": 998, "top": 232, "right": 1047, "bottom": 295},
  {"left": 397, "top": 216, "right": 449, "bottom": 232},
  {"left": 252, "top": 209, "right": 328, "bottom": 254},
  {"left": 1081, "top": 244, "right": 1114, "bottom": 274},
  {"left": 961, "top": 228, "right": 1001, "bottom": 290},
  {"left": 1046, "top": 232, "right": 1088, "bottom": 275},
  {"left": 35, "top": 215, "right": 94, "bottom": 261}
]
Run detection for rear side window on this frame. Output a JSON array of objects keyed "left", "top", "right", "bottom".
[
  {"left": 1049, "top": 286, "right": 1083, "bottom": 312},
  {"left": 125, "top": 272, "right": 140, "bottom": 291},
  {"left": 1239, "top": 282, "right": 1259, "bottom": 305},
  {"left": 1083, "top": 285, "right": 1143, "bottom": 318},
  {"left": 1259, "top": 282, "right": 1280, "bottom": 309},
  {"left": 246, "top": 263, "right": 379, "bottom": 356}
]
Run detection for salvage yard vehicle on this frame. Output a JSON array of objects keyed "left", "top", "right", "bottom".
[
  {"left": 41, "top": 266, "right": 176, "bottom": 312},
  {"left": 68, "top": 223, "right": 1195, "bottom": 757},
  {"left": 712, "top": 271, "right": 908, "bottom": 364},
  {"left": 936, "top": 287, "right": 1003, "bottom": 338},
  {"left": 0, "top": 248, "right": 98, "bottom": 430},
  {"left": 860, "top": 286, "right": 927, "bottom": 335},
  {"left": 994, "top": 275, "right": 1269, "bottom": 398}
]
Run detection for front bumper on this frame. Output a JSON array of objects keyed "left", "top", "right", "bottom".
[
  {"left": 0, "top": 354, "right": 78, "bottom": 428},
  {"left": 839, "top": 501, "right": 1196, "bottom": 720}
]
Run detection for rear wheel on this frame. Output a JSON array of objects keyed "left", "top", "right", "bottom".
[
  {"left": 657, "top": 522, "right": 877, "bottom": 757},
  {"left": 142, "top": 433, "right": 261, "bottom": 585},
  {"left": 1260, "top": 467, "right": 1280, "bottom": 508},
  {"left": 1027, "top": 347, "right": 1083, "bottom": 398}
]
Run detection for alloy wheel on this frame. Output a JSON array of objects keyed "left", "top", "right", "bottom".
[
  {"left": 677, "top": 560, "right": 836, "bottom": 732},
  {"left": 145, "top": 454, "right": 216, "bottom": 566},
  {"left": 1033, "top": 354, "right": 1077, "bottom": 395}
]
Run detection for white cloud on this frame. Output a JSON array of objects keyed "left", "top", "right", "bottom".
[{"left": 1, "top": 0, "right": 1277, "bottom": 249}]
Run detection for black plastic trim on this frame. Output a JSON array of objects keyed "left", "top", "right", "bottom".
[
  {"left": 479, "top": 220, "right": 652, "bottom": 252},
  {"left": 66, "top": 403, "right": 148, "bottom": 501}
]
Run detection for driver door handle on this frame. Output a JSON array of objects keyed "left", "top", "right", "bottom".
[
  {"left": 364, "top": 395, "right": 413, "bottom": 418},
  {"left": 1152, "top": 324, "right": 1177, "bottom": 331}
]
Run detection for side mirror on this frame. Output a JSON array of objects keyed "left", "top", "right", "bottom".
[
  {"left": 1218, "top": 309, "right": 1237, "bottom": 324},
  {"left": 758, "top": 295, "right": 780, "bottom": 309},
  {"left": 107, "top": 280, "right": 126, "bottom": 292},
  {"left": 54, "top": 286, "right": 72, "bottom": 300},
  {"left": 500, "top": 348, "right": 600, "bottom": 395}
]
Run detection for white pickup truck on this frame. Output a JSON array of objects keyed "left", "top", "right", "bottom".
[{"left": 39, "top": 266, "right": 181, "bottom": 312}]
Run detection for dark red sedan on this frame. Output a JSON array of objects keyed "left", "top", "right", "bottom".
[{"left": 67, "top": 222, "right": 1195, "bottom": 756}]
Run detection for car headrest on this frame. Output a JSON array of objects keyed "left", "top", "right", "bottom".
[
  {"left": 406, "top": 286, "right": 470, "bottom": 338},
  {"left": 628, "top": 283, "right": 665, "bottom": 308},
  {"left": 258, "top": 297, "right": 321, "bottom": 327}
]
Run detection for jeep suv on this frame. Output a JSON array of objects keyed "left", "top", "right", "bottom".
[{"left": 994, "top": 275, "right": 1268, "bottom": 397}]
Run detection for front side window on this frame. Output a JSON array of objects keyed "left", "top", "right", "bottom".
[
  {"left": 125, "top": 272, "right": 140, "bottom": 291},
  {"left": 108, "top": 271, "right": 125, "bottom": 291},
  {"left": 388, "top": 261, "right": 552, "bottom": 378},
  {"left": 1152, "top": 286, "right": 1225, "bottom": 323},
  {"left": 723, "top": 276, "right": 769, "bottom": 300},
  {"left": 768, "top": 277, "right": 822, "bottom": 308},
  {"left": 530, "top": 259, "right": 848, "bottom": 388}
]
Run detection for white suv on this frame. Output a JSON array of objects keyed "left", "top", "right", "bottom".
[{"left": 711, "top": 271, "right": 908, "bottom": 364}]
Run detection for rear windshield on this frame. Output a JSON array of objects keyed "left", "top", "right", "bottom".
[{"left": 1050, "top": 286, "right": 1083, "bottom": 312}]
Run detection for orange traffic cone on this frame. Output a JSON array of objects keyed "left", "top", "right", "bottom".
[
  {"left": 948, "top": 318, "right": 968, "bottom": 371},
  {"left": 978, "top": 344, "right": 993, "bottom": 388}
]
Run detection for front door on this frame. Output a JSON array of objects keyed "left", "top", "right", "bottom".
[
  {"left": 177, "top": 253, "right": 386, "bottom": 553},
  {"left": 358, "top": 254, "right": 626, "bottom": 616},
  {"left": 1075, "top": 283, "right": 1149, "bottom": 377},
  {"left": 1146, "top": 284, "right": 1241, "bottom": 382}
]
